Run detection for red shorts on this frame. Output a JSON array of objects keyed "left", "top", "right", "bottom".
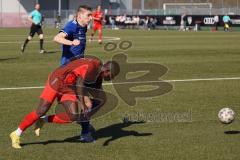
[
  {"left": 93, "top": 23, "right": 102, "bottom": 31},
  {"left": 40, "top": 77, "right": 77, "bottom": 103}
]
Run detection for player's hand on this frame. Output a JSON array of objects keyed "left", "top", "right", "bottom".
[
  {"left": 79, "top": 102, "right": 88, "bottom": 114},
  {"left": 84, "top": 96, "right": 92, "bottom": 109},
  {"left": 81, "top": 105, "right": 89, "bottom": 114},
  {"left": 81, "top": 105, "right": 91, "bottom": 120},
  {"left": 72, "top": 39, "right": 80, "bottom": 46},
  {"left": 80, "top": 97, "right": 93, "bottom": 119}
]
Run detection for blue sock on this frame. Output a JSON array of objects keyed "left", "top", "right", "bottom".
[
  {"left": 80, "top": 99, "right": 100, "bottom": 135},
  {"left": 81, "top": 121, "right": 90, "bottom": 135}
]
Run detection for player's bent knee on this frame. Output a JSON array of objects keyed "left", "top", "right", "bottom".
[
  {"left": 61, "top": 100, "right": 79, "bottom": 122},
  {"left": 35, "top": 99, "right": 51, "bottom": 116},
  {"left": 28, "top": 36, "right": 32, "bottom": 40},
  {"left": 36, "top": 107, "right": 49, "bottom": 117}
]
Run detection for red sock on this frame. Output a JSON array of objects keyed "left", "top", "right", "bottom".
[
  {"left": 47, "top": 113, "right": 72, "bottom": 124},
  {"left": 19, "top": 111, "right": 39, "bottom": 131},
  {"left": 98, "top": 30, "right": 102, "bottom": 41}
]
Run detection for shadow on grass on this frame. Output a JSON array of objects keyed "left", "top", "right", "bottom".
[
  {"left": 44, "top": 50, "right": 60, "bottom": 54},
  {"left": 21, "top": 121, "right": 152, "bottom": 147},
  {"left": 93, "top": 121, "right": 152, "bottom": 146},
  {"left": 0, "top": 57, "right": 19, "bottom": 62},
  {"left": 224, "top": 130, "right": 240, "bottom": 134}
]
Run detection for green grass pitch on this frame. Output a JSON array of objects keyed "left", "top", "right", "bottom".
[{"left": 0, "top": 28, "right": 240, "bottom": 160}]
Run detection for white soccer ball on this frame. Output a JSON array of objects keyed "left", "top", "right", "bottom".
[{"left": 218, "top": 108, "right": 235, "bottom": 124}]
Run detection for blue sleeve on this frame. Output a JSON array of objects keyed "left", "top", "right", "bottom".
[{"left": 60, "top": 21, "right": 75, "bottom": 37}]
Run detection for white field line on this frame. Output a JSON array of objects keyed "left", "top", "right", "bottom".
[
  {"left": 0, "top": 77, "right": 240, "bottom": 91},
  {"left": 0, "top": 36, "right": 120, "bottom": 44}
]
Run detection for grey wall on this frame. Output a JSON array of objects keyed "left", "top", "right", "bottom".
[
  {"left": 69, "top": 0, "right": 101, "bottom": 10},
  {"left": 101, "top": 0, "right": 132, "bottom": 10},
  {"left": 19, "top": 0, "right": 36, "bottom": 12},
  {"left": 121, "top": 0, "right": 132, "bottom": 10},
  {"left": 39, "top": 0, "right": 68, "bottom": 10},
  {"left": 1, "top": 0, "right": 35, "bottom": 13}
]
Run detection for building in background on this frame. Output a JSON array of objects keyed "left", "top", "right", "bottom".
[
  {"left": 0, "top": 0, "right": 131, "bottom": 27},
  {"left": 0, "top": 0, "right": 239, "bottom": 27}
]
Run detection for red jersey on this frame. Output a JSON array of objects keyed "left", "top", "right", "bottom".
[
  {"left": 92, "top": 10, "right": 103, "bottom": 25},
  {"left": 49, "top": 57, "right": 102, "bottom": 93}
]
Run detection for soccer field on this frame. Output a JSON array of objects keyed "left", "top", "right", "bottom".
[{"left": 1, "top": 28, "right": 240, "bottom": 160}]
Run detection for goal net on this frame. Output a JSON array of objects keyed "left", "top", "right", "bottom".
[{"left": 163, "top": 3, "right": 213, "bottom": 15}]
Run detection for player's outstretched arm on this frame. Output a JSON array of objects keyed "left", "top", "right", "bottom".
[{"left": 53, "top": 32, "right": 80, "bottom": 46}]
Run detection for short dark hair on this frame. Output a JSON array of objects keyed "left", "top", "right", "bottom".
[
  {"left": 77, "top": 5, "right": 92, "bottom": 12},
  {"left": 104, "top": 61, "right": 120, "bottom": 77}
]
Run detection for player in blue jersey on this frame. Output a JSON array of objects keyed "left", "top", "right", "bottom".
[
  {"left": 21, "top": 3, "right": 45, "bottom": 54},
  {"left": 54, "top": 5, "right": 92, "bottom": 65},
  {"left": 53, "top": 5, "right": 96, "bottom": 142}
]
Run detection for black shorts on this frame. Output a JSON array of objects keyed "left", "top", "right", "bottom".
[{"left": 29, "top": 24, "right": 43, "bottom": 37}]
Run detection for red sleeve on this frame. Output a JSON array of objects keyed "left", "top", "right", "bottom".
[
  {"left": 93, "top": 12, "right": 103, "bottom": 22},
  {"left": 92, "top": 11, "right": 97, "bottom": 18}
]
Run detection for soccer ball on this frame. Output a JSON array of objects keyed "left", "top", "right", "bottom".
[{"left": 218, "top": 108, "right": 235, "bottom": 124}]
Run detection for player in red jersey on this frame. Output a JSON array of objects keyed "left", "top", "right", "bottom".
[
  {"left": 89, "top": 5, "right": 104, "bottom": 44},
  {"left": 10, "top": 56, "right": 120, "bottom": 149}
]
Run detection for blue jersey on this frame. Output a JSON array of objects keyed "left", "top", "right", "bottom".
[
  {"left": 60, "top": 20, "right": 87, "bottom": 65},
  {"left": 30, "top": 10, "right": 42, "bottom": 25}
]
